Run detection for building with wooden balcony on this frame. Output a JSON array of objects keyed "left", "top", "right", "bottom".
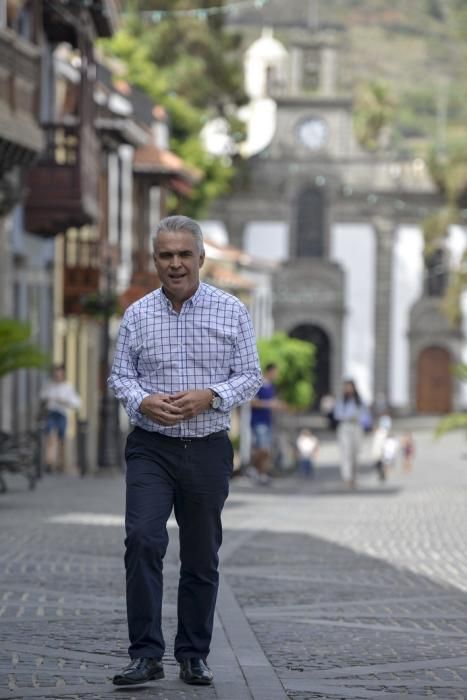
[
  {"left": 0, "top": 0, "right": 119, "bottom": 436},
  {"left": 48, "top": 60, "right": 202, "bottom": 470},
  {"left": 24, "top": 1, "right": 119, "bottom": 237},
  {"left": 1, "top": 1, "right": 203, "bottom": 469}
]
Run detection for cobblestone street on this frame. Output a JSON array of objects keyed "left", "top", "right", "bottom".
[{"left": 1, "top": 427, "right": 467, "bottom": 699}]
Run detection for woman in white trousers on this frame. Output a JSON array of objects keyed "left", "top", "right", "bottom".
[{"left": 334, "top": 379, "right": 368, "bottom": 488}]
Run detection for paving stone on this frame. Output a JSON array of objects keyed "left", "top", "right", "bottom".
[{"left": 1, "top": 428, "right": 466, "bottom": 698}]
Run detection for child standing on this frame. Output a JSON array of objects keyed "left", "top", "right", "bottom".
[
  {"left": 400, "top": 432, "right": 415, "bottom": 472},
  {"left": 296, "top": 428, "right": 320, "bottom": 478},
  {"left": 371, "top": 415, "right": 393, "bottom": 482}
]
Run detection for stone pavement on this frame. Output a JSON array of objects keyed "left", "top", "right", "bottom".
[{"left": 1, "top": 427, "right": 467, "bottom": 699}]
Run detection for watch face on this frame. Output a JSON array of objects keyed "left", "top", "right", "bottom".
[
  {"left": 211, "top": 395, "right": 221, "bottom": 410},
  {"left": 297, "top": 118, "right": 329, "bottom": 150}
]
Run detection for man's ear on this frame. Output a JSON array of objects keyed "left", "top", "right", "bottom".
[{"left": 199, "top": 253, "right": 205, "bottom": 269}]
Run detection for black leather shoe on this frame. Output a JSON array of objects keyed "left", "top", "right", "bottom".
[
  {"left": 179, "top": 658, "right": 213, "bottom": 685},
  {"left": 112, "top": 657, "right": 164, "bottom": 686}
]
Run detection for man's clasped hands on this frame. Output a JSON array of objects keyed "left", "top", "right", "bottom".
[{"left": 140, "top": 389, "right": 213, "bottom": 425}]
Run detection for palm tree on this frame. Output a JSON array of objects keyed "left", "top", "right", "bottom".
[{"left": 0, "top": 318, "right": 50, "bottom": 379}]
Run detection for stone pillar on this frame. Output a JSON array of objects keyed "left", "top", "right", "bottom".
[
  {"left": 0, "top": 215, "right": 13, "bottom": 316},
  {"left": 289, "top": 47, "right": 303, "bottom": 94},
  {"left": 372, "top": 217, "right": 394, "bottom": 407},
  {"left": 0, "top": 215, "right": 13, "bottom": 431}
]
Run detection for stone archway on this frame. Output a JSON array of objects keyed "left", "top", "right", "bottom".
[
  {"left": 290, "top": 323, "right": 331, "bottom": 408},
  {"left": 416, "top": 346, "right": 452, "bottom": 414}
]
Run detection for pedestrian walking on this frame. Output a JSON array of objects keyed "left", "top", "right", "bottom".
[
  {"left": 333, "top": 379, "right": 369, "bottom": 489},
  {"left": 371, "top": 415, "right": 397, "bottom": 482},
  {"left": 400, "top": 431, "right": 415, "bottom": 472},
  {"left": 296, "top": 428, "right": 319, "bottom": 478},
  {"left": 108, "top": 215, "right": 262, "bottom": 687},
  {"left": 39, "top": 364, "right": 81, "bottom": 473},
  {"left": 320, "top": 393, "right": 337, "bottom": 431},
  {"left": 249, "top": 363, "right": 284, "bottom": 485}
]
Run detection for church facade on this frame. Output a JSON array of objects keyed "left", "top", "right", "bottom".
[{"left": 210, "top": 27, "right": 466, "bottom": 415}]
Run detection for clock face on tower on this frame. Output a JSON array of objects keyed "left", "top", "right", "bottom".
[{"left": 297, "top": 117, "right": 329, "bottom": 150}]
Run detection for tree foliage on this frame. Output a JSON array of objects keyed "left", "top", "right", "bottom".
[
  {"left": 256, "top": 332, "right": 315, "bottom": 410},
  {"left": 421, "top": 1, "right": 467, "bottom": 326},
  {"left": 100, "top": 1, "right": 247, "bottom": 217},
  {"left": 0, "top": 319, "right": 50, "bottom": 379},
  {"left": 353, "top": 80, "right": 397, "bottom": 151}
]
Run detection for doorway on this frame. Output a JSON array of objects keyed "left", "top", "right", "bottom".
[
  {"left": 416, "top": 346, "right": 452, "bottom": 414},
  {"left": 289, "top": 324, "right": 331, "bottom": 409}
]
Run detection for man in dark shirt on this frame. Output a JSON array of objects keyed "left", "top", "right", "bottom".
[{"left": 249, "top": 363, "right": 283, "bottom": 484}]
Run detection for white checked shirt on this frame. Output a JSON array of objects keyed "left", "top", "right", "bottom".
[{"left": 108, "top": 282, "right": 262, "bottom": 437}]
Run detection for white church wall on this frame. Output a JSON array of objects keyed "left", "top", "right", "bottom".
[
  {"left": 446, "top": 225, "right": 467, "bottom": 268},
  {"left": 461, "top": 291, "right": 467, "bottom": 408},
  {"left": 244, "top": 221, "right": 289, "bottom": 262},
  {"left": 389, "top": 226, "right": 424, "bottom": 408},
  {"left": 330, "top": 224, "right": 376, "bottom": 403}
]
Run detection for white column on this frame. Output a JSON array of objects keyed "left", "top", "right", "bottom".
[
  {"left": 107, "top": 152, "right": 119, "bottom": 246},
  {"left": 448, "top": 226, "right": 467, "bottom": 407},
  {"left": 149, "top": 186, "right": 161, "bottom": 252},
  {"left": 117, "top": 145, "right": 134, "bottom": 292},
  {"left": 389, "top": 226, "right": 424, "bottom": 407},
  {"left": 330, "top": 224, "right": 376, "bottom": 403}
]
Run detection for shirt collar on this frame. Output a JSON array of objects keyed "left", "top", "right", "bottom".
[{"left": 160, "top": 282, "right": 205, "bottom": 311}]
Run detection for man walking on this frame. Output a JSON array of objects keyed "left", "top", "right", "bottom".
[
  {"left": 249, "top": 363, "right": 283, "bottom": 484},
  {"left": 108, "top": 216, "right": 262, "bottom": 687}
]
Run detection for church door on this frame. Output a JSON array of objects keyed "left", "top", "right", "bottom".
[
  {"left": 289, "top": 324, "right": 331, "bottom": 409},
  {"left": 416, "top": 346, "right": 452, "bottom": 414}
]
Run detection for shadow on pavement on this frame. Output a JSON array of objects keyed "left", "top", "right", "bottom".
[{"left": 222, "top": 527, "right": 467, "bottom": 699}]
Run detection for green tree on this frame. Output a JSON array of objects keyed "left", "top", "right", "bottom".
[
  {"left": 256, "top": 332, "right": 315, "bottom": 410},
  {"left": 353, "top": 80, "right": 397, "bottom": 151},
  {"left": 0, "top": 319, "right": 49, "bottom": 379},
  {"left": 101, "top": 1, "right": 247, "bottom": 217}
]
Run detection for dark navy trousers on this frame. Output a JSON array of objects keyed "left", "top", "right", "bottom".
[{"left": 124, "top": 426, "right": 233, "bottom": 661}]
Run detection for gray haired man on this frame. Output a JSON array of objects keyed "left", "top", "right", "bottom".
[{"left": 109, "top": 216, "right": 262, "bottom": 686}]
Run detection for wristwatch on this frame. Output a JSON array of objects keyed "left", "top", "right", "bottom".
[{"left": 209, "top": 390, "right": 222, "bottom": 410}]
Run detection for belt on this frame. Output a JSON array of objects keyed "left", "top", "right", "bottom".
[{"left": 135, "top": 427, "right": 227, "bottom": 443}]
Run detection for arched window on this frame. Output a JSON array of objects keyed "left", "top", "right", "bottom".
[
  {"left": 296, "top": 188, "right": 325, "bottom": 257},
  {"left": 425, "top": 248, "right": 448, "bottom": 297}
]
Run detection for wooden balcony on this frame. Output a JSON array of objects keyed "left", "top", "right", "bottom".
[
  {"left": 24, "top": 122, "right": 99, "bottom": 237},
  {"left": 0, "top": 28, "right": 43, "bottom": 178},
  {"left": 119, "top": 251, "right": 160, "bottom": 310},
  {"left": 63, "top": 236, "right": 100, "bottom": 316}
]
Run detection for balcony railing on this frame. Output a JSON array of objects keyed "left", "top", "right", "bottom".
[
  {"left": 0, "top": 28, "right": 43, "bottom": 178},
  {"left": 63, "top": 235, "right": 101, "bottom": 316},
  {"left": 24, "top": 122, "right": 99, "bottom": 237}
]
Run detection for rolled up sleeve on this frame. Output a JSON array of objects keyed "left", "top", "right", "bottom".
[
  {"left": 108, "top": 312, "right": 150, "bottom": 424},
  {"left": 210, "top": 304, "right": 262, "bottom": 412}
]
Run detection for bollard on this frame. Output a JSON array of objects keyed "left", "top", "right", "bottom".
[{"left": 76, "top": 419, "right": 89, "bottom": 477}]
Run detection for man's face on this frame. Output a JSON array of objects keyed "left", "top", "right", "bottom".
[
  {"left": 266, "top": 367, "right": 278, "bottom": 382},
  {"left": 153, "top": 229, "right": 204, "bottom": 306},
  {"left": 53, "top": 368, "right": 65, "bottom": 382}
]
